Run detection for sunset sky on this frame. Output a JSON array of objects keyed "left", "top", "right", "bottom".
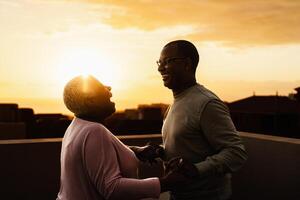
[{"left": 0, "top": 0, "right": 300, "bottom": 114}]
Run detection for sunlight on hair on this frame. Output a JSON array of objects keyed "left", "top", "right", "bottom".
[
  {"left": 82, "top": 75, "right": 90, "bottom": 94},
  {"left": 81, "top": 72, "right": 91, "bottom": 79}
]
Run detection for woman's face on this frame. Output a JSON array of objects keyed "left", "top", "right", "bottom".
[
  {"left": 99, "top": 85, "right": 116, "bottom": 117},
  {"left": 91, "top": 83, "right": 116, "bottom": 119}
]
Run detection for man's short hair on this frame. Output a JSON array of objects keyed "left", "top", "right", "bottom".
[
  {"left": 164, "top": 40, "right": 199, "bottom": 72},
  {"left": 63, "top": 76, "right": 103, "bottom": 116}
]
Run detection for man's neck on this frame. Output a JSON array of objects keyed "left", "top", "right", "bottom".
[{"left": 172, "top": 80, "right": 197, "bottom": 97}]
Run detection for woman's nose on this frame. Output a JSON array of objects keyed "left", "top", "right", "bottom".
[
  {"left": 105, "top": 86, "right": 111, "bottom": 91},
  {"left": 105, "top": 86, "right": 112, "bottom": 97}
]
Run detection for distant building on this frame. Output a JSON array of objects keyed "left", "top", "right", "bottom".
[
  {"left": 0, "top": 103, "right": 71, "bottom": 139},
  {"left": 104, "top": 103, "right": 169, "bottom": 135},
  {"left": 138, "top": 105, "right": 161, "bottom": 120},
  {"left": 0, "top": 104, "right": 19, "bottom": 122},
  {"left": 138, "top": 103, "right": 169, "bottom": 120},
  {"left": 0, "top": 104, "right": 26, "bottom": 139},
  {"left": 35, "top": 114, "right": 72, "bottom": 138},
  {"left": 228, "top": 87, "right": 300, "bottom": 138},
  {"left": 124, "top": 109, "right": 139, "bottom": 120},
  {"left": 18, "top": 108, "right": 36, "bottom": 138},
  {"left": 151, "top": 103, "right": 170, "bottom": 116},
  {"left": 293, "top": 87, "right": 300, "bottom": 101}
]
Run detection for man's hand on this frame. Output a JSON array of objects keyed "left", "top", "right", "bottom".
[
  {"left": 130, "top": 143, "right": 165, "bottom": 164},
  {"left": 159, "top": 157, "right": 199, "bottom": 192},
  {"left": 165, "top": 157, "right": 199, "bottom": 178}
]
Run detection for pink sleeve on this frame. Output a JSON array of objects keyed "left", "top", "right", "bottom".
[{"left": 83, "top": 126, "right": 160, "bottom": 200}]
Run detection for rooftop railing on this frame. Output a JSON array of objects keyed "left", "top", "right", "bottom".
[{"left": 0, "top": 132, "right": 299, "bottom": 200}]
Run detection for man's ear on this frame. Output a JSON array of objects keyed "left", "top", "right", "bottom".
[{"left": 185, "top": 57, "right": 193, "bottom": 71}]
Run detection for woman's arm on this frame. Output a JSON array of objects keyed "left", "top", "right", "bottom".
[{"left": 83, "top": 127, "right": 160, "bottom": 200}]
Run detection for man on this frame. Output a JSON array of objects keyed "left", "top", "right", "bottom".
[{"left": 157, "top": 40, "right": 247, "bottom": 200}]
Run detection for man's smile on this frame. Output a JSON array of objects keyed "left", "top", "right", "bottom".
[{"left": 162, "top": 74, "right": 170, "bottom": 81}]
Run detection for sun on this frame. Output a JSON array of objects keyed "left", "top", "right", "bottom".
[{"left": 56, "top": 47, "right": 121, "bottom": 89}]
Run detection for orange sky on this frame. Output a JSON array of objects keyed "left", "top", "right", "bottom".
[{"left": 0, "top": 0, "right": 300, "bottom": 114}]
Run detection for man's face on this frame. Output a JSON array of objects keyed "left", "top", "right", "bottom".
[{"left": 158, "top": 44, "right": 186, "bottom": 90}]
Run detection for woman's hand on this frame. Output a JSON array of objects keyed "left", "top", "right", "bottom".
[{"left": 130, "top": 143, "right": 165, "bottom": 164}]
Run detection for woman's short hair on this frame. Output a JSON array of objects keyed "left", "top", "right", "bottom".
[{"left": 63, "top": 75, "right": 104, "bottom": 116}]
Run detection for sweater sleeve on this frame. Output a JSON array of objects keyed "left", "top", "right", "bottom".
[
  {"left": 83, "top": 126, "right": 160, "bottom": 200},
  {"left": 195, "top": 99, "right": 248, "bottom": 178}
]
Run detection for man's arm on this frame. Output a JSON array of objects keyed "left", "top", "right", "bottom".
[{"left": 195, "top": 99, "right": 248, "bottom": 178}]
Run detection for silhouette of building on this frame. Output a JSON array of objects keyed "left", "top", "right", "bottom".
[
  {"left": 124, "top": 109, "right": 139, "bottom": 120},
  {"left": 3, "top": 90, "right": 299, "bottom": 140},
  {"left": 18, "top": 108, "right": 36, "bottom": 138},
  {"left": 0, "top": 102, "right": 170, "bottom": 138},
  {"left": 35, "top": 114, "right": 72, "bottom": 138},
  {"left": 0, "top": 103, "right": 71, "bottom": 139},
  {"left": 105, "top": 103, "right": 169, "bottom": 135},
  {"left": 137, "top": 104, "right": 169, "bottom": 120},
  {"left": 0, "top": 103, "right": 19, "bottom": 122},
  {"left": 0, "top": 104, "right": 26, "bottom": 139},
  {"left": 228, "top": 87, "right": 300, "bottom": 138},
  {"left": 293, "top": 87, "right": 300, "bottom": 101}
]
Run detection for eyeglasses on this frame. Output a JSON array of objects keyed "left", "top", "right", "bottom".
[{"left": 156, "top": 57, "right": 186, "bottom": 67}]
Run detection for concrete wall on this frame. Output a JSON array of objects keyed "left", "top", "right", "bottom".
[
  {"left": 232, "top": 132, "right": 300, "bottom": 200},
  {"left": 0, "top": 133, "right": 299, "bottom": 200},
  {"left": 0, "top": 139, "right": 61, "bottom": 200}
]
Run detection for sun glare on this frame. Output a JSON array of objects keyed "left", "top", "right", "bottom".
[{"left": 57, "top": 47, "right": 120, "bottom": 89}]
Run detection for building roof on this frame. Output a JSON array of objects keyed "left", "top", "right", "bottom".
[
  {"left": 295, "top": 87, "right": 300, "bottom": 92},
  {"left": 228, "top": 95, "right": 300, "bottom": 114}
]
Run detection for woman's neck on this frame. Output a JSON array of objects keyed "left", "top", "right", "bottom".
[{"left": 76, "top": 115, "right": 105, "bottom": 123}]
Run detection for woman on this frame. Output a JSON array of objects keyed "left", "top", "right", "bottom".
[{"left": 56, "top": 75, "right": 189, "bottom": 200}]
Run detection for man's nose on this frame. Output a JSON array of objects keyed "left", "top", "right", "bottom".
[{"left": 158, "top": 63, "right": 166, "bottom": 73}]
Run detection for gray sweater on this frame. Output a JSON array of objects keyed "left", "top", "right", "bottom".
[{"left": 162, "top": 84, "right": 247, "bottom": 200}]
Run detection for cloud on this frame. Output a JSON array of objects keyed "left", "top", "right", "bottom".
[
  {"left": 0, "top": 0, "right": 110, "bottom": 36},
  {"left": 5, "top": 0, "right": 299, "bottom": 46},
  {"left": 82, "top": 0, "right": 300, "bottom": 46}
]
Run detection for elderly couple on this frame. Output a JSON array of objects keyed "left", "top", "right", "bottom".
[{"left": 56, "top": 40, "right": 247, "bottom": 200}]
